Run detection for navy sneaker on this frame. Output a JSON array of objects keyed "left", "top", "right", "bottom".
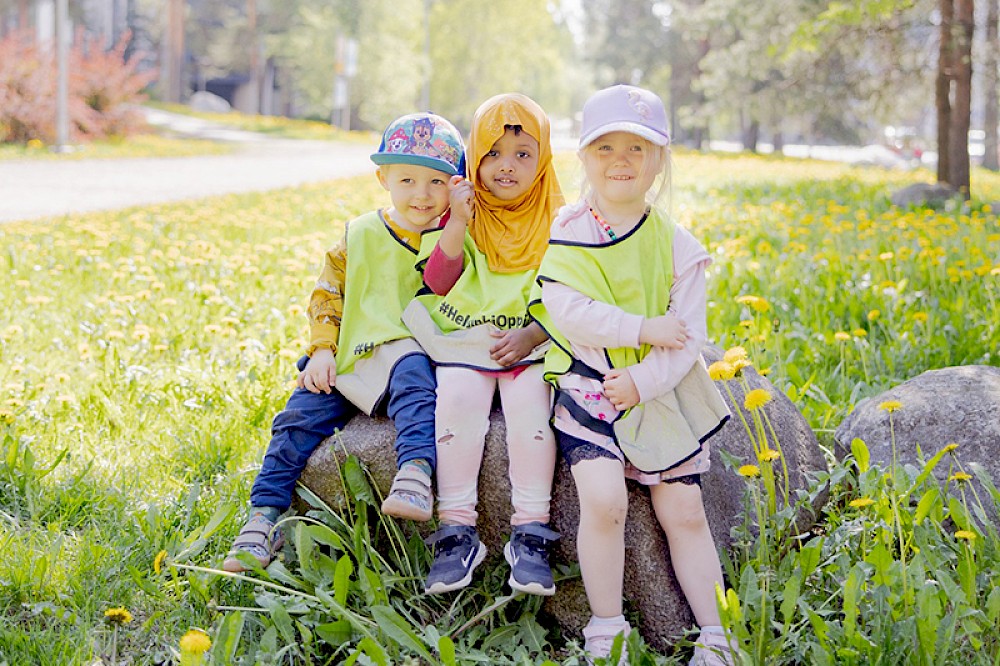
[
  {"left": 424, "top": 525, "right": 488, "bottom": 594},
  {"left": 504, "top": 522, "right": 559, "bottom": 595}
]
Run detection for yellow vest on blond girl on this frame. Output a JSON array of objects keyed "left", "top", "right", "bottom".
[
  {"left": 335, "top": 211, "right": 423, "bottom": 378},
  {"left": 529, "top": 208, "right": 730, "bottom": 474},
  {"left": 529, "top": 208, "right": 675, "bottom": 381}
]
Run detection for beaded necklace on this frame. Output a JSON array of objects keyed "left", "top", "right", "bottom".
[{"left": 589, "top": 206, "right": 617, "bottom": 241}]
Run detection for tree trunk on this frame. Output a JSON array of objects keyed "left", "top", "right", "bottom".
[
  {"left": 983, "top": 0, "right": 999, "bottom": 170},
  {"left": 937, "top": 0, "right": 954, "bottom": 184},
  {"left": 742, "top": 115, "right": 760, "bottom": 153},
  {"left": 948, "top": 0, "right": 974, "bottom": 197},
  {"left": 247, "top": 0, "right": 261, "bottom": 114}
]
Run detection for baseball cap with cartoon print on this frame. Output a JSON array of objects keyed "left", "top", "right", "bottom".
[{"left": 371, "top": 112, "right": 466, "bottom": 176}]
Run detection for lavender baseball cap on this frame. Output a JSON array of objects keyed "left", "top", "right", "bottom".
[{"left": 578, "top": 84, "right": 670, "bottom": 148}]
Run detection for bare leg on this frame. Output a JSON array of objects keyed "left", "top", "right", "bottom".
[
  {"left": 571, "top": 457, "right": 628, "bottom": 618},
  {"left": 649, "top": 481, "right": 724, "bottom": 626}
]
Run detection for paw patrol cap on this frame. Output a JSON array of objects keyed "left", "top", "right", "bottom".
[
  {"left": 578, "top": 85, "right": 670, "bottom": 148},
  {"left": 371, "top": 112, "right": 466, "bottom": 176}
]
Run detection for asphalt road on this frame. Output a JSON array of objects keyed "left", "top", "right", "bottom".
[{"left": 0, "top": 108, "right": 377, "bottom": 224}]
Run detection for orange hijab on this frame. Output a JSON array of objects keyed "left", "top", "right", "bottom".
[{"left": 467, "top": 93, "right": 564, "bottom": 273}]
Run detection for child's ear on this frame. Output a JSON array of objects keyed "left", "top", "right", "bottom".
[{"left": 376, "top": 167, "right": 390, "bottom": 191}]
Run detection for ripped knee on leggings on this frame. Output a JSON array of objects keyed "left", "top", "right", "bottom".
[{"left": 437, "top": 430, "right": 454, "bottom": 445}]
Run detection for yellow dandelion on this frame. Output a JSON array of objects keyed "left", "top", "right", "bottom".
[
  {"left": 744, "top": 388, "right": 772, "bottom": 410},
  {"left": 723, "top": 346, "right": 748, "bottom": 363},
  {"left": 949, "top": 472, "right": 972, "bottom": 483},
  {"left": 738, "top": 464, "right": 761, "bottom": 478},
  {"left": 0, "top": 410, "right": 14, "bottom": 425},
  {"left": 708, "top": 361, "right": 736, "bottom": 381},
  {"left": 154, "top": 549, "right": 168, "bottom": 574},
  {"left": 834, "top": 331, "right": 851, "bottom": 342},
  {"left": 204, "top": 324, "right": 222, "bottom": 334},
  {"left": 758, "top": 449, "right": 781, "bottom": 462},
  {"left": 912, "top": 312, "right": 928, "bottom": 323},
  {"left": 852, "top": 329, "right": 867, "bottom": 337},
  {"left": 104, "top": 607, "right": 133, "bottom": 626},
  {"left": 731, "top": 358, "right": 752, "bottom": 373},
  {"left": 878, "top": 251, "right": 895, "bottom": 261},
  {"left": 849, "top": 497, "right": 875, "bottom": 508},
  {"left": 180, "top": 629, "right": 212, "bottom": 655},
  {"left": 954, "top": 530, "right": 977, "bottom": 541},
  {"left": 738, "top": 319, "right": 755, "bottom": 329},
  {"left": 879, "top": 400, "right": 903, "bottom": 413},
  {"left": 942, "top": 443, "right": 959, "bottom": 453},
  {"left": 106, "top": 330, "right": 125, "bottom": 340},
  {"left": 758, "top": 367, "right": 771, "bottom": 376},
  {"left": 867, "top": 310, "right": 880, "bottom": 322}
]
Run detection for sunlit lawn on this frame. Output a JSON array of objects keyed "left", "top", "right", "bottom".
[{"left": 1, "top": 153, "right": 999, "bottom": 663}]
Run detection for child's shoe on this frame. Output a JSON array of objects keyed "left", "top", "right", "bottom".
[
  {"left": 583, "top": 615, "right": 631, "bottom": 666},
  {"left": 424, "top": 525, "right": 487, "bottom": 594},
  {"left": 222, "top": 513, "right": 285, "bottom": 573},
  {"left": 503, "top": 522, "right": 559, "bottom": 595},
  {"left": 689, "top": 627, "right": 735, "bottom": 666},
  {"left": 380, "top": 463, "right": 433, "bottom": 522}
]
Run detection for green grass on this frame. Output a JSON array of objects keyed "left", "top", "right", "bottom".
[{"left": 1, "top": 153, "right": 999, "bottom": 664}]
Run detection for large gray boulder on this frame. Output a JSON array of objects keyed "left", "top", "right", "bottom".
[
  {"left": 889, "top": 182, "right": 960, "bottom": 209},
  {"left": 300, "top": 348, "right": 827, "bottom": 651},
  {"left": 834, "top": 365, "right": 1000, "bottom": 520}
]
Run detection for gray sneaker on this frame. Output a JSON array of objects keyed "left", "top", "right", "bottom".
[
  {"left": 504, "top": 522, "right": 559, "bottom": 595},
  {"left": 424, "top": 525, "right": 487, "bottom": 594}
]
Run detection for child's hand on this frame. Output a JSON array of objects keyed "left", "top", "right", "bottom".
[
  {"left": 447, "top": 176, "right": 474, "bottom": 226},
  {"left": 639, "top": 313, "right": 690, "bottom": 349},
  {"left": 603, "top": 368, "right": 640, "bottom": 411},
  {"left": 489, "top": 327, "right": 538, "bottom": 366},
  {"left": 297, "top": 348, "right": 337, "bottom": 394}
]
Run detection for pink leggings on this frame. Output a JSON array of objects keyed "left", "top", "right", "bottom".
[{"left": 434, "top": 364, "right": 556, "bottom": 527}]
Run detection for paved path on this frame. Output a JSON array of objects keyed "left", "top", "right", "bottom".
[{"left": 0, "top": 108, "right": 376, "bottom": 223}]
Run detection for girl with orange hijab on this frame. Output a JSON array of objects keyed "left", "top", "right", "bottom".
[{"left": 403, "top": 93, "right": 564, "bottom": 596}]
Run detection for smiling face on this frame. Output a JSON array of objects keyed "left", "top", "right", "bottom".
[
  {"left": 376, "top": 164, "right": 451, "bottom": 232},
  {"left": 476, "top": 127, "right": 540, "bottom": 201},
  {"left": 580, "top": 131, "right": 664, "bottom": 212}
]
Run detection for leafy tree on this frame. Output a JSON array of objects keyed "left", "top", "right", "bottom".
[{"left": 427, "top": 0, "right": 575, "bottom": 128}]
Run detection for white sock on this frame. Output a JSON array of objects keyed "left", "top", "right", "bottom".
[{"left": 588, "top": 614, "right": 627, "bottom": 628}]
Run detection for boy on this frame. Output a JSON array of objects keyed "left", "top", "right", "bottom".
[{"left": 224, "top": 112, "right": 465, "bottom": 573}]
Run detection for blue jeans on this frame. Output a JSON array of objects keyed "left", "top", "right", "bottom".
[{"left": 250, "top": 352, "right": 437, "bottom": 509}]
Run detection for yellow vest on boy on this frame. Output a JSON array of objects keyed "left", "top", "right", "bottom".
[{"left": 335, "top": 211, "right": 425, "bottom": 414}]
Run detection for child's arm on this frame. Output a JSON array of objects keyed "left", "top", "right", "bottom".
[
  {"left": 610, "top": 245, "right": 711, "bottom": 409},
  {"left": 541, "top": 281, "right": 688, "bottom": 350},
  {"left": 423, "top": 176, "right": 473, "bottom": 295},
  {"left": 489, "top": 321, "right": 549, "bottom": 366},
  {"left": 300, "top": 240, "right": 346, "bottom": 393},
  {"left": 439, "top": 176, "right": 474, "bottom": 260}
]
